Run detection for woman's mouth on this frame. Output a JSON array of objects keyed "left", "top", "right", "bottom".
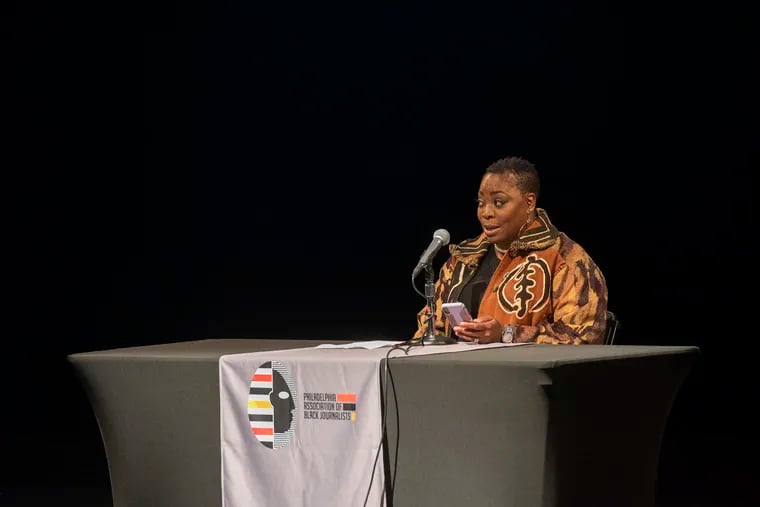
[{"left": 483, "top": 224, "right": 500, "bottom": 236}]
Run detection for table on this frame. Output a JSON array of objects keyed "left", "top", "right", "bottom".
[{"left": 68, "top": 339, "right": 698, "bottom": 507}]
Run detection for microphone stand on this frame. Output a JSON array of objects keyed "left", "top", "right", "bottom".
[{"left": 422, "top": 264, "right": 456, "bottom": 345}]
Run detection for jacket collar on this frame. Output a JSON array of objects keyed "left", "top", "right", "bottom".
[{"left": 449, "top": 208, "right": 559, "bottom": 268}]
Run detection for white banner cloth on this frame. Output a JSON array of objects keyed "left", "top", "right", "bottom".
[{"left": 219, "top": 342, "right": 516, "bottom": 507}]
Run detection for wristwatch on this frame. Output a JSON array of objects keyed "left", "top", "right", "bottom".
[{"left": 501, "top": 324, "right": 515, "bottom": 343}]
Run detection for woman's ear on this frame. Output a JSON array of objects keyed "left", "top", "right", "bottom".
[{"left": 525, "top": 192, "right": 537, "bottom": 211}]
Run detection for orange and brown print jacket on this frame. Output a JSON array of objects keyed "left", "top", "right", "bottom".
[{"left": 413, "top": 209, "right": 608, "bottom": 344}]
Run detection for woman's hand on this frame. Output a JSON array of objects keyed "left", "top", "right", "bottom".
[{"left": 453, "top": 315, "right": 503, "bottom": 344}]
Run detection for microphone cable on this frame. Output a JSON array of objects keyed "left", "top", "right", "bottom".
[
  {"left": 411, "top": 273, "right": 432, "bottom": 347},
  {"left": 411, "top": 273, "right": 427, "bottom": 299},
  {"left": 362, "top": 341, "right": 416, "bottom": 507}
]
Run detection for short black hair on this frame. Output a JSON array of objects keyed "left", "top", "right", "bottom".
[{"left": 484, "top": 156, "right": 540, "bottom": 199}]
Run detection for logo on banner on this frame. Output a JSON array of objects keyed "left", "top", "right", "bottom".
[
  {"left": 303, "top": 392, "right": 358, "bottom": 421},
  {"left": 248, "top": 361, "right": 296, "bottom": 449}
]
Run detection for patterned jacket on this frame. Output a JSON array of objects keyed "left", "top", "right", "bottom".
[{"left": 413, "top": 209, "right": 608, "bottom": 344}]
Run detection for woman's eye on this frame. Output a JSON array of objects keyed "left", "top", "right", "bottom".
[{"left": 494, "top": 200, "right": 505, "bottom": 207}]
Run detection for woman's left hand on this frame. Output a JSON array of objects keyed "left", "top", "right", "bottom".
[{"left": 453, "top": 316, "right": 503, "bottom": 344}]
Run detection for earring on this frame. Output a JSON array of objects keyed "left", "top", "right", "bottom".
[{"left": 517, "top": 213, "right": 533, "bottom": 237}]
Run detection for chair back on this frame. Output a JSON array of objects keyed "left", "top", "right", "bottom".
[{"left": 604, "top": 310, "right": 620, "bottom": 345}]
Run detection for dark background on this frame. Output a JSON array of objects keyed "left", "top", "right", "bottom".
[{"left": 5, "top": 1, "right": 757, "bottom": 505}]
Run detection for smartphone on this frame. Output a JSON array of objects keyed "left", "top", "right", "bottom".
[{"left": 441, "top": 302, "right": 473, "bottom": 327}]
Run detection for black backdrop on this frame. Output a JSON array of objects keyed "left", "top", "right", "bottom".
[{"left": 6, "top": 1, "right": 757, "bottom": 505}]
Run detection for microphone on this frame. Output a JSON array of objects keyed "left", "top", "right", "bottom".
[{"left": 412, "top": 229, "right": 450, "bottom": 279}]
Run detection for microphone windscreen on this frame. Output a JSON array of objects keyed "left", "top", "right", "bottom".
[{"left": 433, "top": 229, "right": 451, "bottom": 246}]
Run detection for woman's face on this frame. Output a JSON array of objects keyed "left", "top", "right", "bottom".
[{"left": 477, "top": 172, "right": 535, "bottom": 248}]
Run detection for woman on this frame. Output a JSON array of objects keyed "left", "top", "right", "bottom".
[{"left": 413, "top": 156, "right": 608, "bottom": 345}]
